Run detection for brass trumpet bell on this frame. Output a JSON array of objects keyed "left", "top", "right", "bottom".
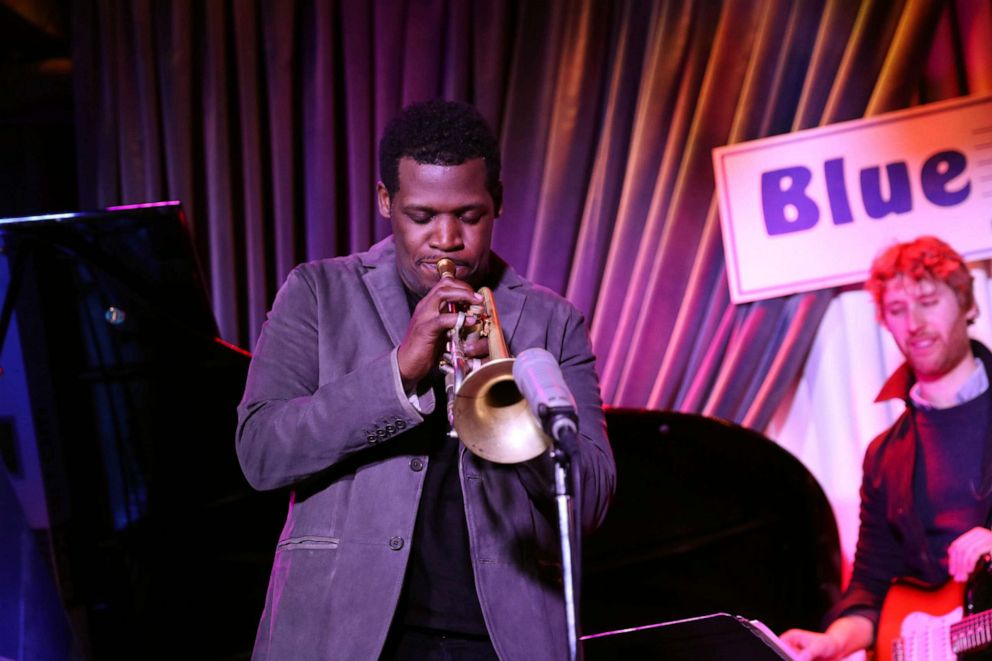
[{"left": 453, "top": 358, "right": 550, "bottom": 464}]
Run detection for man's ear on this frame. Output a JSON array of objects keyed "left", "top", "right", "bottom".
[
  {"left": 376, "top": 181, "right": 392, "bottom": 218},
  {"left": 966, "top": 302, "right": 979, "bottom": 324},
  {"left": 492, "top": 181, "right": 504, "bottom": 217}
]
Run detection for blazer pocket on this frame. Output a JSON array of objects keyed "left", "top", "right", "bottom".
[{"left": 276, "top": 535, "right": 340, "bottom": 551}]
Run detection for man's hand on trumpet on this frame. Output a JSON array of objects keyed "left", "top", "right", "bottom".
[
  {"left": 439, "top": 305, "right": 490, "bottom": 377},
  {"left": 397, "top": 272, "right": 485, "bottom": 390}
]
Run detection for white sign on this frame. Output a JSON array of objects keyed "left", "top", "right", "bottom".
[{"left": 713, "top": 94, "right": 992, "bottom": 303}]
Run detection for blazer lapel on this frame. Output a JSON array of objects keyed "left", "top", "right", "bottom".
[
  {"left": 490, "top": 257, "right": 526, "bottom": 350},
  {"left": 359, "top": 237, "right": 411, "bottom": 347}
]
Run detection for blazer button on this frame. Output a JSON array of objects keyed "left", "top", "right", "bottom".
[
  {"left": 386, "top": 424, "right": 396, "bottom": 434},
  {"left": 389, "top": 536, "right": 404, "bottom": 551},
  {"left": 376, "top": 428, "right": 387, "bottom": 438},
  {"left": 367, "top": 435, "right": 377, "bottom": 444},
  {"left": 410, "top": 458, "right": 425, "bottom": 472},
  {"left": 396, "top": 420, "right": 407, "bottom": 430}
]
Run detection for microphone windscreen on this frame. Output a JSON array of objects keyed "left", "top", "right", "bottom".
[{"left": 513, "top": 348, "right": 576, "bottom": 413}]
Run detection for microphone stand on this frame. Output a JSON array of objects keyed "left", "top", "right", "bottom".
[{"left": 544, "top": 407, "right": 582, "bottom": 661}]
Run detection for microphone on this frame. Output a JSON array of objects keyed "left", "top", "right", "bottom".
[{"left": 513, "top": 348, "right": 579, "bottom": 458}]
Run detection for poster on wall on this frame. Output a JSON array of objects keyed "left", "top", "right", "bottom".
[{"left": 713, "top": 94, "right": 992, "bottom": 304}]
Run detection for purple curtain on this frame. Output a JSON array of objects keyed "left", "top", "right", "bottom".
[{"left": 71, "top": 0, "right": 992, "bottom": 430}]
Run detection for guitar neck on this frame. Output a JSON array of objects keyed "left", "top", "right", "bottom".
[{"left": 950, "top": 609, "right": 992, "bottom": 655}]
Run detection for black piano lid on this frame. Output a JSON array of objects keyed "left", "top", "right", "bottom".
[
  {"left": 0, "top": 200, "right": 219, "bottom": 342},
  {"left": 0, "top": 201, "right": 276, "bottom": 659}
]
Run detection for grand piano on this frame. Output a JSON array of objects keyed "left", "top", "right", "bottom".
[
  {"left": 0, "top": 204, "right": 840, "bottom": 659},
  {"left": 582, "top": 409, "right": 841, "bottom": 657}
]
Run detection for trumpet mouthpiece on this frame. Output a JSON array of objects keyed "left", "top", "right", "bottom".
[{"left": 436, "top": 258, "right": 457, "bottom": 279}]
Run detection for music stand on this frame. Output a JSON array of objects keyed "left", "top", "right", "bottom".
[{"left": 581, "top": 613, "right": 798, "bottom": 660}]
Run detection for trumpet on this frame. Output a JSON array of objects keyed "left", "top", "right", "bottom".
[{"left": 437, "top": 259, "right": 550, "bottom": 464}]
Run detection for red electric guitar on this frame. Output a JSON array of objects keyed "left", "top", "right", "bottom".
[{"left": 875, "top": 559, "right": 992, "bottom": 660}]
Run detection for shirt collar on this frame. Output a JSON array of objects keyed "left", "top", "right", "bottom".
[
  {"left": 908, "top": 357, "right": 988, "bottom": 409},
  {"left": 876, "top": 340, "right": 992, "bottom": 403}
]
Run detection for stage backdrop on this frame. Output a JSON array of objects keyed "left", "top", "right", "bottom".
[
  {"left": 70, "top": 0, "right": 992, "bottom": 589},
  {"left": 71, "top": 0, "right": 991, "bottom": 430}
]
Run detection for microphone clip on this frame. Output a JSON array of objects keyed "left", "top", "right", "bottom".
[{"left": 539, "top": 404, "right": 579, "bottom": 461}]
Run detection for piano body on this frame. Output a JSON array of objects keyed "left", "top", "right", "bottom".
[
  {"left": 582, "top": 409, "right": 841, "bottom": 656},
  {"left": 0, "top": 203, "right": 284, "bottom": 659}
]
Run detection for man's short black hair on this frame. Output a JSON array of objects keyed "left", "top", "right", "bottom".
[{"left": 378, "top": 99, "right": 501, "bottom": 202}]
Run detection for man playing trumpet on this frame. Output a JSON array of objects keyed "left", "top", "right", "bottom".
[{"left": 236, "top": 99, "right": 616, "bottom": 660}]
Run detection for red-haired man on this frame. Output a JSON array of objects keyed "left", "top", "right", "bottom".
[{"left": 783, "top": 235, "right": 991, "bottom": 659}]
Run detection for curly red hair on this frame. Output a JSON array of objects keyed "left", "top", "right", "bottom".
[{"left": 866, "top": 236, "right": 975, "bottom": 319}]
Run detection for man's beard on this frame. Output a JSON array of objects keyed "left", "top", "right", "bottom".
[{"left": 904, "top": 331, "right": 971, "bottom": 381}]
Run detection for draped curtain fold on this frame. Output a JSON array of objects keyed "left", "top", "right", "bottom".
[{"left": 72, "top": 0, "right": 991, "bottom": 430}]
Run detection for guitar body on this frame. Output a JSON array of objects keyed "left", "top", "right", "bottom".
[
  {"left": 876, "top": 580, "right": 964, "bottom": 661},
  {"left": 875, "top": 561, "right": 992, "bottom": 661}
]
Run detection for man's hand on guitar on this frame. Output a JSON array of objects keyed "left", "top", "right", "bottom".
[{"left": 948, "top": 526, "right": 992, "bottom": 582}]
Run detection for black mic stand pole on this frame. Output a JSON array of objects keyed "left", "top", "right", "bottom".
[{"left": 544, "top": 407, "right": 582, "bottom": 661}]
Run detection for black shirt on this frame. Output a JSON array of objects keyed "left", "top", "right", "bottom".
[
  {"left": 913, "top": 390, "right": 992, "bottom": 575},
  {"left": 395, "top": 291, "right": 488, "bottom": 635}
]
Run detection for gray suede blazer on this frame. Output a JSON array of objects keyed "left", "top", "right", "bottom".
[{"left": 236, "top": 236, "right": 615, "bottom": 660}]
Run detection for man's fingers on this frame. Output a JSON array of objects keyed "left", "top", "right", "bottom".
[
  {"left": 948, "top": 527, "right": 992, "bottom": 581},
  {"left": 779, "top": 629, "right": 841, "bottom": 661},
  {"left": 780, "top": 629, "right": 804, "bottom": 648},
  {"left": 400, "top": 276, "right": 488, "bottom": 385},
  {"left": 462, "top": 336, "right": 490, "bottom": 359},
  {"left": 419, "top": 277, "right": 482, "bottom": 311},
  {"left": 781, "top": 629, "right": 813, "bottom": 652}
]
